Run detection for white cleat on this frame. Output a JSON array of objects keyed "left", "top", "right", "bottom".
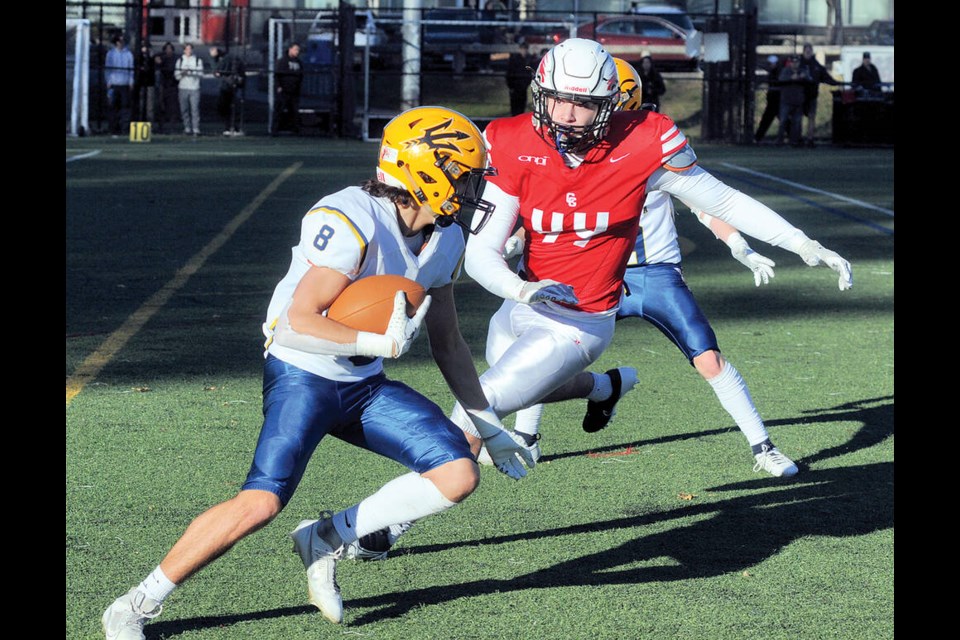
[
  {"left": 753, "top": 445, "right": 799, "bottom": 477},
  {"left": 102, "top": 588, "right": 162, "bottom": 640},
  {"left": 290, "top": 517, "right": 345, "bottom": 624}
]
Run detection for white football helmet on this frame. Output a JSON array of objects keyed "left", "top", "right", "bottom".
[{"left": 531, "top": 38, "right": 620, "bottom": 154}]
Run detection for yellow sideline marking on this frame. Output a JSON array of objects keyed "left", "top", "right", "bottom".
[{"left": 66, "top": 162, "right": 303, "bottom": 406}]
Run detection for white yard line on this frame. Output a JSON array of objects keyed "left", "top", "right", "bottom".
[{"left": 718, "top": 161, "right": 894, "bottom": 217}]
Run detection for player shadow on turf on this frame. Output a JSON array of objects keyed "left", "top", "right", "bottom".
[
  {"left": 342, "top": 460, "right": 892, "bottom": 625},
  {"left": 143, "top": 458, "right": 892, "bottom": 634},
  {"left": 144, "top": 605, "right": 316, "bottom": 638},
  {"left": 541, "top": 394, "right": 893, "bottom": 473}
]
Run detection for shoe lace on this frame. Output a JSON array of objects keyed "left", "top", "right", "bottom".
[
  {"left": 124, "top": 591, "right": 162, "bottom": 626},
  {"left": 323, "top": 545, "right": 344, "bottom": 590},
  {"left": 752, "top": 444, "right": 771, "bottom": 473}
]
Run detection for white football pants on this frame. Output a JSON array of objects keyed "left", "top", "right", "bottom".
[{"left": 452, "top": 299, "right": 616, "bottom": 430}]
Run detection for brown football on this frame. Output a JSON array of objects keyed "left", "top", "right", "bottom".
[{"left": 327, "top": 275, "right": 426, "bottom": 334}]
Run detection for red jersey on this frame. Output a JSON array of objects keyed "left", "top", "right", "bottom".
[{"left": 484, "top": 110, "right": 690, "bottom": 312}]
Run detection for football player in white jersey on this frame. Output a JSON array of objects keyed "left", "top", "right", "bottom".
[
  {"left": 344, "top": 42, "right": 852, "bottom": 560},
  {"left": 500, "top": 58, "right": 804, "bottom": 477},
  {"left": 101, "top": 107, "right": 536, "bottom": 638}
]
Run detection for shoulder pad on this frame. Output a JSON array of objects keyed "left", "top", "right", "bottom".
[{"left": 663, "top": 145, "right": 698, "bottom": 172}]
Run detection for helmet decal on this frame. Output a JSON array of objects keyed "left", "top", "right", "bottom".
[{"left": 377, "top": 106, "right": 497, "bottom": 234}]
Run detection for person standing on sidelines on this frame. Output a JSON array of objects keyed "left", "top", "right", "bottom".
[
  {"left": 755, "top": 55, "right": 783, "bottom": 143},
  {"left": 638, "top": 54, "right": 667, "bottom": 111},
  {"left": 272, "top": 42, "right": 304, "bottom": 136},
  {"left": 210, "top": 46, "right": 245, "bottom": 135},
  {"left": 174, "top": 43, "right": 203, "bottom": 136},
  {"left": 506, "top": 40, "right": 536, "bottom": 115},
  {"left": 105, "top": 34, "right": 134, "bottom": 135},
  {"left": 156, "top": 42, "right": 180, "bottom": 133},
  {"left": 798, "top": 43, "right": 840, "bottom": 147},
  {"left": 100, "top": 106, "right": 535, "bottom": 639}
]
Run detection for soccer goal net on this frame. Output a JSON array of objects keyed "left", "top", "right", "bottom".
[{"left": 66, "top": 18, "right": 91, "bottom": 136}]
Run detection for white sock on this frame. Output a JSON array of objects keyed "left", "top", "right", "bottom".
[
  {"left": 586, "top": 372, "right": 613, "bottom": 401},
  {"left": 334, "top": 472, "right": 456, "bottom": 544},
  {"left": 137, "top": 566, "right": 176, "bottom": 605},
  {"left": 706, "top": 361, "right": 768, "bottom": 447},
  {"left": 514, "top": 403, "right": 545, "bottom": 438}
]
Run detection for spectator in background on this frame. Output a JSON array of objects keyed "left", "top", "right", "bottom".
[
  {"left": 211, "top": 47, "right": 246, "bottom": 136},
  {"left": 638, "top": 55, "right": 667, "bottom": 112},
  {"left": 754, "top": 55, "right": 783, "bottom": 143},
  {"left": 798, "top": 43, "right": 839, "bottom": 147},
  {"left": 174, "top": 43, "right": 203, "bottom": 136},
  {"left": 272, "top": 42, "right": 304, "bottom": 136},
  {"left": 157, "top": 42, "right": 180, "bottom": 134},
  {"left": 505, "top": 40, "right": 535, "bottom": 115},
  {"left": 851, "top": 51, "right": 882, "bottom": 96},
  {"left": 105, "top": 35, "right": 135, "bottom": 136},
  {"left": 135, "top": 43, "right": 157, "bottom": 126},
  {"left": 776, "top": 55, "right": 810, "bottom": 147}
]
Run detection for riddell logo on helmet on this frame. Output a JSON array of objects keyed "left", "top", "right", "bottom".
[{"left": 562, "top": 85, "right": 589, "bottom": 93}]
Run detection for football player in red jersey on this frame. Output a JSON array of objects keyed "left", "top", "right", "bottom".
[
  {"left": 496, "top": 58, "right": 811, "bottom": 478},
  {"left": 449, "top": 38, "right": 852, "bottom": 455}
]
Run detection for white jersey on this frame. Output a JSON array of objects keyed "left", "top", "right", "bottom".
[
  {"left": 625, "top": 190, "right": 683, "bottom": 267},
  {"left": 263, "top": 186, "right": 465, "bottom": 381}
]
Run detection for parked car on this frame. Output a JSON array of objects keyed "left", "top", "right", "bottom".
[
  {"left": 421, "top": 7, "right": 489, "bottom": 71},
  {"left": 632, "top": 4, "right": 700, "bottom": 34},
  {"left": 864, "top": 19, "right": 894, "bottom": 46},
  {"left": 552, "top": 14, "right": 700, "bottom": 70}
]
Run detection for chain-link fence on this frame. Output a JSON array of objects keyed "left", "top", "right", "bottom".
[{"left": 66, "top": 2, "right": 890, "bottom": 145}]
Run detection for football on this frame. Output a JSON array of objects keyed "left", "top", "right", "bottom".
[{"left": 327, "top": 275, "right": 426, "bottom": 334}]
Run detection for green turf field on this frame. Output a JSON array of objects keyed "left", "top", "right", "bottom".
[{"left": 66, "top": 134, "right": 893, "bottom": 640}]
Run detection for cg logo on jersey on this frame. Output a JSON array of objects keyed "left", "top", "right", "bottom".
[
  {"left": 518, "top": 155, "right": 548, "bottom": 166},
  {"left": 566, "top": 192, "right": 577, "bottom": 207}
]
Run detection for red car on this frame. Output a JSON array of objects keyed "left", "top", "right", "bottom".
[{"left": 553, "top": 15, "right": 699, "bottom": 71}]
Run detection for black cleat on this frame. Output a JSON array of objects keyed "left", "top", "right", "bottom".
[{"left": 582, "top": 369, "right": 623, "bottom": 433}]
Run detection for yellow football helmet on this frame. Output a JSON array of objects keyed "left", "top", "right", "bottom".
[
  {"left": 613, "top": 57, "right": 643, "bottom": 111},
  {"left": 377, "top": 106, "right": 497, "bottom": 233}
]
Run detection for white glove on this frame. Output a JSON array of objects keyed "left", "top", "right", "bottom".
[
  {"left": 356, "top": 291, "right": 432, "bottom": 358},
  {"left": 502, "top": 235, "right": 524, "bottom": 260},
  {"left": 798, "top": 239, "right": 853, "bottom": 291},
  {"left": 727, "top": 232, "right": 776, "bottom": 287},
  {"left": 517, "top": 279, "right": 579, "bottom": 305},
  {"left": 465, "top": 407, "right": 536, "bottom": 480}
]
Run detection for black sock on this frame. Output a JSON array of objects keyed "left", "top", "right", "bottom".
[
  {"left": 317, "top": 518, "right": 344, "bottom": 548},
  {"left": 751, "top": 439, "right": 774, "bottom": 456},
  {"left": 517, "top": 431, "right": 540, "bottom": 447}
]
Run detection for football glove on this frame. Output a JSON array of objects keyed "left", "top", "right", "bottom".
[
  {"left": 356, "top": 291, "right": 432, "bottom": 358},
  {"left": 502, "top": 234, "right": 525, "bottom": 260},
  {"left": 517, "top": 279, "right": 579, "bottom": 305},
  {"left": 727, "top": 232, "right": 776, "bottom": 287},
  {"left": 465, "top": 407, "right": 536, "bottom": 480},
  {"left": 797, "top": 239, "right": 853, "bottom": 291}
]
